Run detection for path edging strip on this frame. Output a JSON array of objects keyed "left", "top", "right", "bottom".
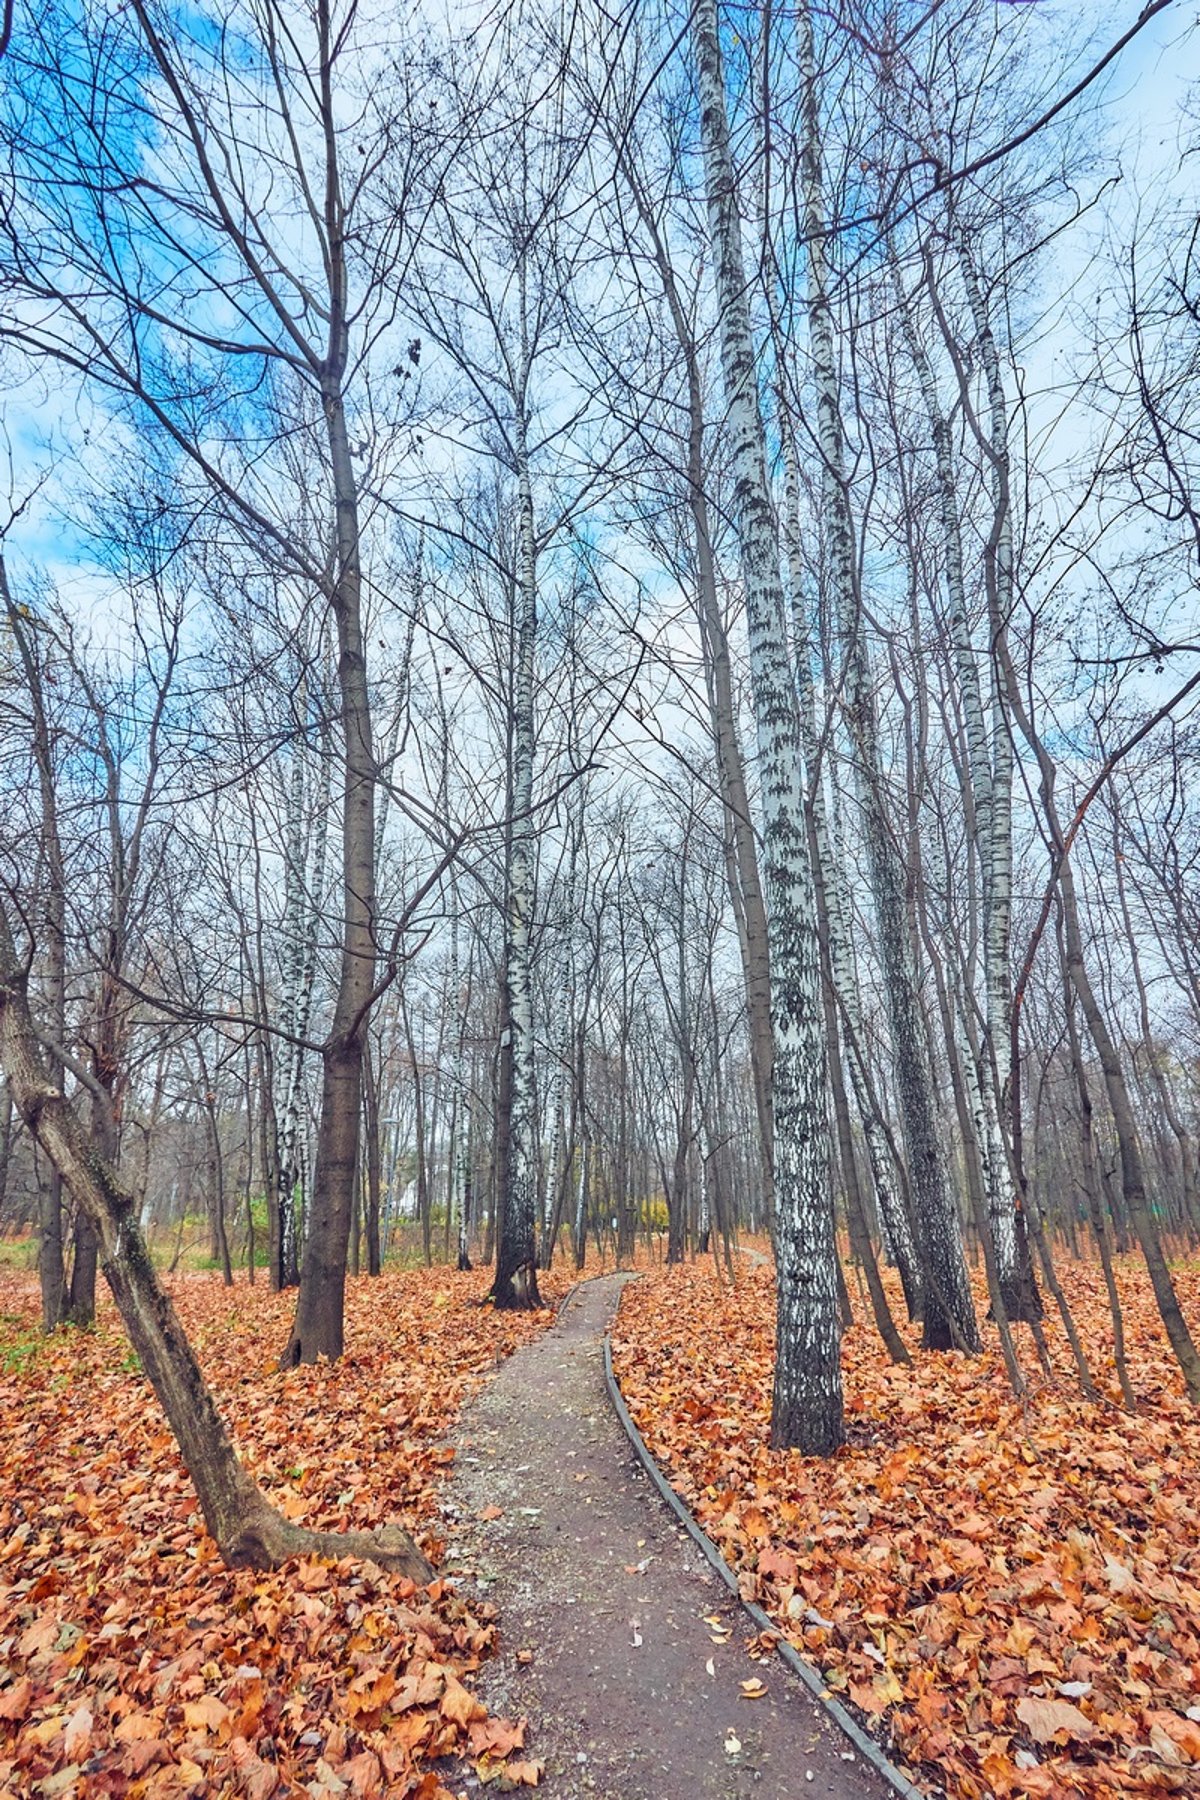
[{"left": 602, "top": 1333, "right": 927, "bottom": 1800}]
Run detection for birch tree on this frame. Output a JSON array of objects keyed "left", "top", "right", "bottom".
[
  {"left": 790, "top": 0, "right": 978, "bottom": 1353},
  {"left": 691, "top": 0, "right": 841, "bottom": 1454}
]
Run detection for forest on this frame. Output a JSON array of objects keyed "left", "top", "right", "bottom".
[{"left": 1, "top": 0, "right": 1198, "bottom": 1796}]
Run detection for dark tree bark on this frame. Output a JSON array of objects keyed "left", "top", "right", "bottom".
[
  {"left": 0, "top": 900, "right": 431, "bottom": 1578},
  {"left": 2, "top": 564, "right": 67, "bottom": 1330}
]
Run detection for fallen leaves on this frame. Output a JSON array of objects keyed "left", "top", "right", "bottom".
[
  {"left": 1016, "top": 1695, "right": 1096, "bottom": 1745},
  {"left": 0, "top": 1264, "right": 565, "bottom": 1799},
  {"left": 612, "top": 1253, "right": 1200, "bottom": 1799}
]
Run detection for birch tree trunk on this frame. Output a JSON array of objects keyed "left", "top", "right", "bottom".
[
  {"left": 620, "top": 165, "right": 775, "bottom": 1215},
  {"left": 491, "top": 351, "right": 541, "bottom": 1309},
  {"left": 954, "top": 227, "right": 1038, "bottom": 1317},
  {"left": 781, "top": 440, "right": 923, "bottom": 1323},
  {"left": 271, "top": 742, "right": 307, "bottom": 1289},
  {"left": 795, "top": 0, "right": 977, "bottom": 1352},
  {"left": 889, "top": 243, "right": 1039, "bottom": 1319},
  {"left": 692, "top": 0, "right": 841, "bottom": 1454},
  {"left": 780, "top": 444, "right": 910, "bottom": 1365},
  {"left": 276, "top": 713, "right": 332, "bottom": 1292}
]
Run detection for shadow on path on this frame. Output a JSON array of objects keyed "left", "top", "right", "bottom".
[{"left": 442, "top": 1273, "right": 891, "bottom": 1799}]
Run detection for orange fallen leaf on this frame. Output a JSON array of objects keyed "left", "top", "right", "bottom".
[
  {"left": 441, "top": 1675, "right": 486, "bottom": 1727},
  {"left": 1016, "top": 1695, "right": 1096, "bottom": 1744},
  {"left": 504, "top": 1759, "right": 543, "bottom": 1786}
]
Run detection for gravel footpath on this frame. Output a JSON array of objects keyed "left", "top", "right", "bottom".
[{"left": 440, "top": 1273, "right": 890, "bottom": 1799}]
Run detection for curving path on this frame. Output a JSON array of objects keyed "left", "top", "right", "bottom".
[{"left": 441, "top": 1274, "right": 892, "bottom": 1799}]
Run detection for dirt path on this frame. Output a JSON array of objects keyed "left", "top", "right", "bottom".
[{"left": 441, "top": 1274, "right": 892, "bottom": 1799}]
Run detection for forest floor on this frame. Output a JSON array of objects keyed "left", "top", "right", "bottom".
[
  {"left": 3, "top": 1246, "right": 1198, "bottom": 1800},
  {"left": 611, "top": 1253, "right": 1200, "bottom": 1800},
  {"left": 441, "top": 1271, "right": 886, "bottom": 1800},
  {"left": 0, "top": 1263, "right": 574, "bottom": 1800}
]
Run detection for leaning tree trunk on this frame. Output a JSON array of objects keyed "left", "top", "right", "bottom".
[
  {"left": 1057, "top": 905, "right": 1137, "bottom": 1409},
  {"left": 491, "top": 377, "right": 541, "bottom": 1311},
  {"left": 0, "top": 901, "right": 430, "bottom": 1578},
  {"left": 1058, "top": 827, "right": 1200, "bottom": 1400},
  {"left": 795, "top": 0, "right": 977, "bottom": 1354},
  {"left": 693, "top": 0, "right": 842, "bottom": 1455}
]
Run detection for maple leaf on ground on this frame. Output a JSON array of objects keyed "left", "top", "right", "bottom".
[
  {"left": 468, "top": 1715, "right": 527, "bottom": 1758},
  {"left": 182, "top": 1694, "right": 230, "bottom": 1734},
  {"left": 342, "top": 1669, "right": 395, "bottom": 1725},
  {"left": 757, "top": 1545, "right": 798, "bottom": 1585},
  {"left": 441, "top": 1676, "right": 486, "bottom": 1727}
]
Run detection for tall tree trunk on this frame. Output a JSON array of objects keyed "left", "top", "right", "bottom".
[
  {"left": 3, "top": 567, "right": 68, "bottom": 1330},
  {"left": 623, "top": 171, "right": 776, "bottom": 1216},
  {"left": 362, "top": 1036, "right": 383, "bottom": 1277},
  {"left": 282, "top": 354, "right": 377, "bottom": 1361},
  {"left": 795, "top": 0, "right": 977, "bottom": 1353},
  {"left": 890, "top": 243, "right": 1038, "bottom": 1319},
  {"left": 492, "top": 377, "right": 542, "bottom": 1310},
  {"left": 272, "top": 733, "right": 310, "bottom": 1290},
  {"left": 692, "top": 0, "right": 842, "bottom": 1454}
]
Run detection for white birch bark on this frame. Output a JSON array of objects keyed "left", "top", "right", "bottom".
[
  {"left": 494, "top": 283, "right": 541, "bottom": 1305},
  {"left": 781, "top": 440, "right": 922, "bottom": 1319},
  {"left": 275, "top": 724, "right": 332, "bottom": 1282},
  {"left": 692, "top": 0, "right": 841, "bottom": 1453},
  {"left": 956, "top": 227, "right": 1034, "bottom": 1314},
  {"left": 542, "top": 803, "right": 580, "bottom": 1261},
  {"left": 888, "top": 244, "right": 1021, "bottom": 1305},
  {"left": 954, "top": 232, "right": 1016, "bottom": 1076},
  {"left": 795, "top": 0, "right": 978, "bottom": 1351},
  {"left": 272, "top": 740, "right": 307, "bottom": 1285}
]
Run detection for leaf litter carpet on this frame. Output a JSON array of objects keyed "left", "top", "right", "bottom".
[
  {"left": 610, "top": 1255, "right": 1200, "bottom": 1800},
  {"left": 0, "top": 1266, "right": 570, "bottom": 1799}
]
